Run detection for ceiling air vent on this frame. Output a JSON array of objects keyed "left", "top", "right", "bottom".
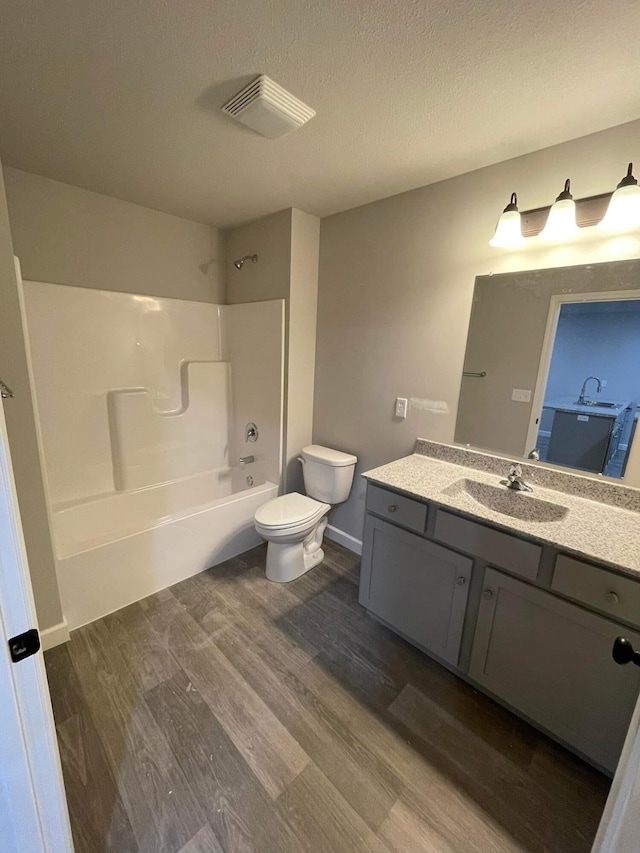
[{"left": 221, "top": 75, "right": 315, "bottom": 139}]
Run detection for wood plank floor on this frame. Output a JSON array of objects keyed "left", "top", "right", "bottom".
[{"left": 45, "top": 541, "right": 611, "bottom": 853}]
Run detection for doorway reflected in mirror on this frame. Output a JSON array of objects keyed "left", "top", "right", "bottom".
[{"left": 534, "top": 298, "right": 640, "bottom": 479}]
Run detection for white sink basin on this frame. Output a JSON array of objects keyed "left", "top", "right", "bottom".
[{"left": 442, "top": 478, "right": 569, "bottom": 523}]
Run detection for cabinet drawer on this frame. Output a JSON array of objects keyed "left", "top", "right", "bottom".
[
  {"left": 366, "top": 483, "right": 428, "bottom": 533},
  {"left": 552, "top": 555, "right": 640, "bottom": 629},
  {"left": 433, "top": 510, "right": 541, "bottom": 581}
]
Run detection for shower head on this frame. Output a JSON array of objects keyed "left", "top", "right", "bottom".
[{"left": 234, "top": 253, "right": 258, "bottom": 270}]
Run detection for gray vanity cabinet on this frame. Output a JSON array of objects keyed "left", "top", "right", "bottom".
[
  {"left": 360, "top": 515, "right": 472, "bottom": 665},
  {"left": 470, "top": 568, "right": 640, "bottom": 772}
]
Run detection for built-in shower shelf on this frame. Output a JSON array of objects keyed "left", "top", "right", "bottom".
[{"left": 108, "top": 361, "right": 231, "bottom": 490}]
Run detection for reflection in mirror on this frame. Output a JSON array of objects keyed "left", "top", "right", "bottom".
[{"left": 455, "top": 260, "right": 640, "bottom": 481}]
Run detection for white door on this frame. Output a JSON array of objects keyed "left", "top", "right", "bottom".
[
  {"left": 0, "top": 390, "right": 73, "bottom": 852},
  {"left": 593, "top": 648, "right": 640, "bottom": 852}
]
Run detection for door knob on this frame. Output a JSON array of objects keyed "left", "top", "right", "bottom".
[
  {"left": 0, "top": 378, "right": 14, "bottom": 399},
  {"left": 483, "top": 589, "right": 493, "bottom": 601},
  {"left": 612, "top": 637, "right": 640, "bottom": 667},
  {"left": 387, "top": 505, "right": 397, "bottom": 513},
  {"left": 456, "top": 576, "right": 467, "bottom": 586},
  {"left": 605, "top": 591, "right": 619, "bottom": 605}
]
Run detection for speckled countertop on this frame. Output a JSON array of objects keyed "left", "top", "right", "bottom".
[{"left": 363, "top": 442, "right": 640, "bottom": 578}]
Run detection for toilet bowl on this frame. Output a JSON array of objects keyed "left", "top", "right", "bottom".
[{"left": 254, "top": 445, "right": 357, "bottom": 583}]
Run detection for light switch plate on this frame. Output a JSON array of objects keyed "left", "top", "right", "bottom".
[
  {"left": 395, "top": 397, "right": 408, "bottom": 419},
  {"left": 512, "top": 389, "right": 532, "bottom": 403}
]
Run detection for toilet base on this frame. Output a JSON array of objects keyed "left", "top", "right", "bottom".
[{"left": 265, "top": 518, "right": 328, "bottom": 583}]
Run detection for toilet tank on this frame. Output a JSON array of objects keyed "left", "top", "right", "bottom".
[{"left": 301, "top": 445, "right": 357, "bottom": 503}]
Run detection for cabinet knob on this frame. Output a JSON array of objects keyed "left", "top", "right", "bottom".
[
  {"left": 605, "top": 591, "right": 619, "bottom": 605},
  {"left": 456, "top": 576, "right": 467, "bottom": 586},
  {"left": 387, "top": 505, "right": 397, "bottom": 513},
  {"left": 483, "top": 589, "right": 493, "bottom": 600}
]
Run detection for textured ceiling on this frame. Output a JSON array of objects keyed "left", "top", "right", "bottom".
[{"left": 1, "top": 0, "right": 639, "bottom": 228}]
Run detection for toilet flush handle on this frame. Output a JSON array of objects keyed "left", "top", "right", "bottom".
[{"left": 297, "top": 456, "right": 305, "bottom": 464}]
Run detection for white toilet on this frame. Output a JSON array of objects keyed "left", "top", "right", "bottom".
[{"left": 254, "top": 444, "right": 357, "bottom": 582}]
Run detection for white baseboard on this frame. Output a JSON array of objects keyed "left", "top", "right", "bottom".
[
  {"left": 326, "top": 524, "right": 362, "bottom": 556},
  {"left": 40, "top": 620, "right": 70, "bottom": 651}
]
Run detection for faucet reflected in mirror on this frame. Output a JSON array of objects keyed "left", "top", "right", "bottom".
[
  {"left": 455, "top": 259, "right": 640, "bottom": 483},
  {"left": 578, "top": 375, "right": 602, "bottom": 405}
]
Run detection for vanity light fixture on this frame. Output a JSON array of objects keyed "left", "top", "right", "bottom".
[
  {"left": 489, "top": 193, "right": 524, "bottom": 248},
  {"left": 489, "top": 162, "right": 640, "bottom": 247},
  {"left": 597, "top": 163, "right": 640, "bottom": 232},
  {"left": 539, "top": 179, "right": 580, "bottom": 241}
]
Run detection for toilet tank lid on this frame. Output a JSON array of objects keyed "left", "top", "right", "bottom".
[{"left": 302, "top": 445, "right": 357, "bottom": 467}]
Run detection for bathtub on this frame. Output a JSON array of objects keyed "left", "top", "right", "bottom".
[{"left": 52, "top": 466, "right": 277, "bottom": 630}]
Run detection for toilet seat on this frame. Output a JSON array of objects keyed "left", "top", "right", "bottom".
[{"left": 254, "top": 492, "right": 329, "bottom": 531}]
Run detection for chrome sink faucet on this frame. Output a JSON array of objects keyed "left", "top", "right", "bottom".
[
  {"left": 578, "top": 375, "right": 602, "bottom": 404},
  {"left": 506, "top": 463, "right": 533, "bottom": 492}
]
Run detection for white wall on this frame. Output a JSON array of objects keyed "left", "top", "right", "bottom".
[
  {"left": 3, "top": 167, "right": 224, "bottom": 302},
  {"left": 314, "top": 118, "right": 640, "bottom": 543}
]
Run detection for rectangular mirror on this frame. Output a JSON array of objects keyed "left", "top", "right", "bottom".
[{"left": 455, "top": 259, "right": 640, "bottom": 481}]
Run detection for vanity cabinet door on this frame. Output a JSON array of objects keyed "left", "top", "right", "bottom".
[
  {"left": 470, "top": 568, "right": 640, "bottom": 773},
  {"left": 360, "top": 515, "right": 472, "bottom": 666}
]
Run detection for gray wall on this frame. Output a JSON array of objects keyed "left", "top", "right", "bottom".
[
  {"left": 225, "top": 209, "right": 292, "bottom": 306},
  {"left": 3, "top": 167, "right": 224, "bottom": 302},
  {"left": 0, "top": 162, "right": 63, "bottom": 631},
  {"left": 287, "top": 209, "right": 320, "bottom": 492},
  {"left": 313, "top": 118, "right": 640, "bottom": 543},
  {"left": 224, "top": 208, "right": 319, "bottom": 493}
]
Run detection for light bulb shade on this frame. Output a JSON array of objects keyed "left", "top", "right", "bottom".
[
  {"left": 489, "top": 209, "right": 524, "bottom": 247},
  {"left": 539, "top": 198, "right": 579, "bottom": 241},
  {"left": 597, "top": 184, "right": 640, "bottom": 232}
]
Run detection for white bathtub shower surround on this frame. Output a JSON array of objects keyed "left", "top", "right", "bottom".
[
  {"left": 57, "top": 477, "right": 277, "bottom": 629},
  {"left": 21, "top": 283, "right": 226, "bottom": 504},
  {"left": 53, "top": 464, "right": 265, "bottom": 558},
  {"left": 20, "top": 281, "right": 285, "bottom": 629}
]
